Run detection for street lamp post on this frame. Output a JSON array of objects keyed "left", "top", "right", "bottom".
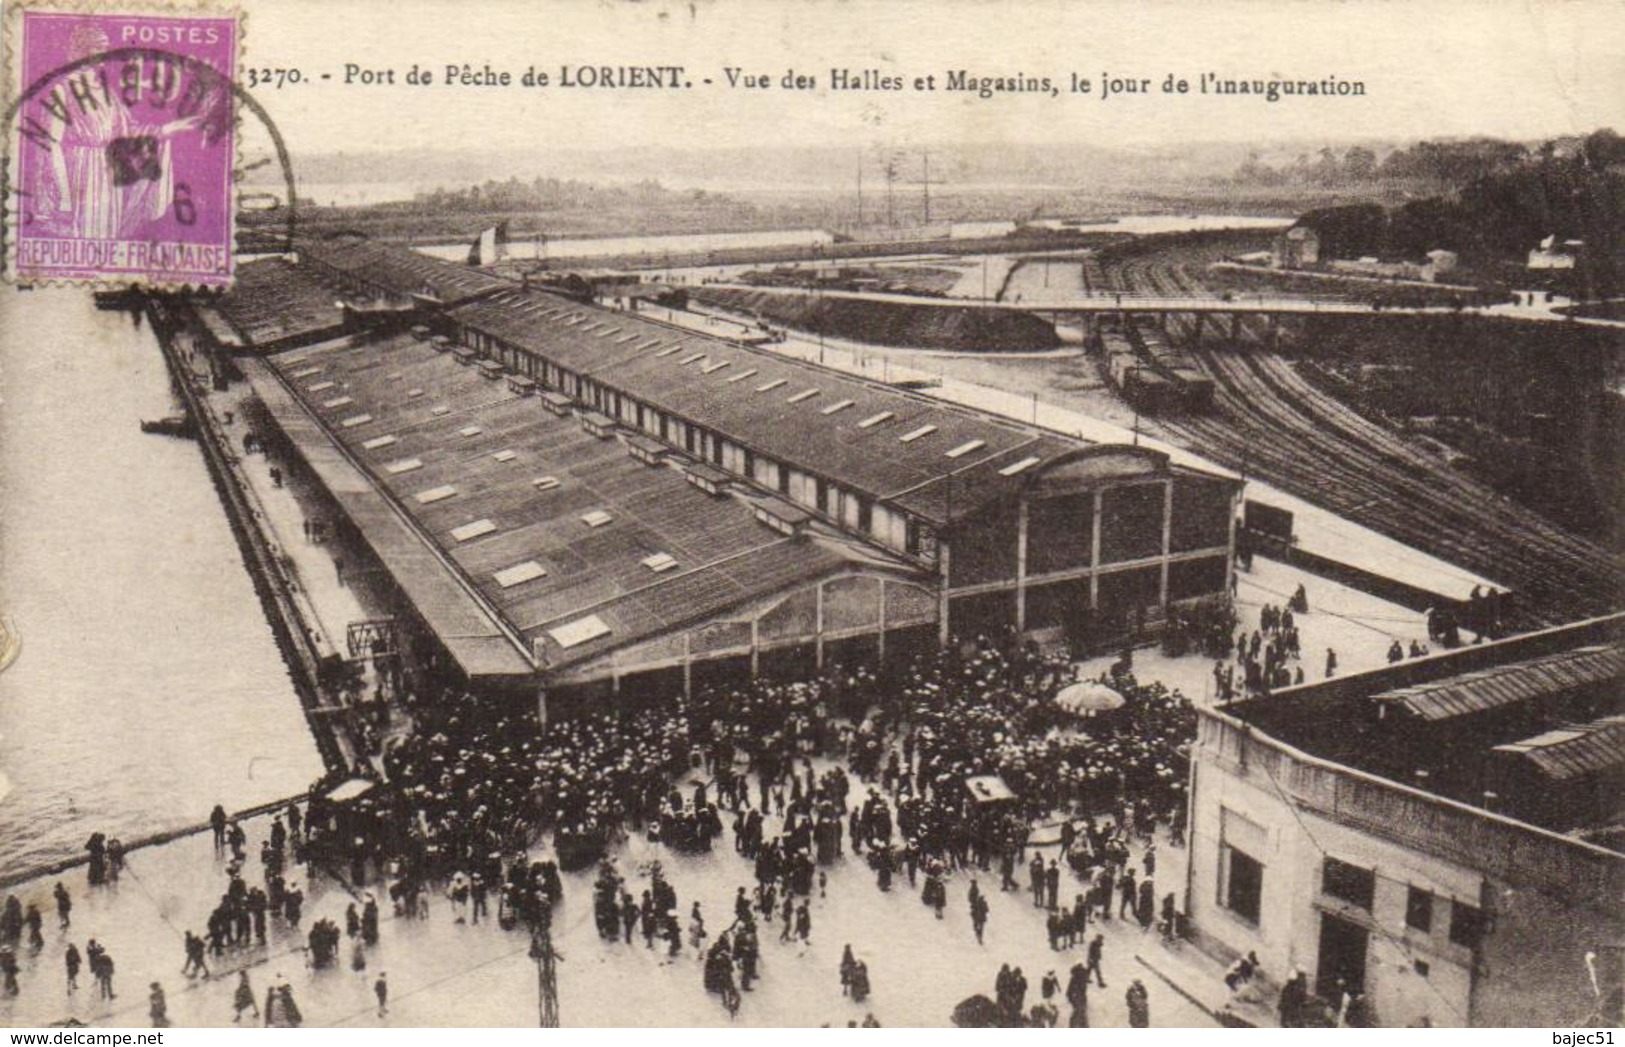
[{"left": 529, "top": 907, "right": 561, "bottom": 1028}]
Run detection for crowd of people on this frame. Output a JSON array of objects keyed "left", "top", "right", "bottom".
[{"left": 1, "top": 591, "right": 1337, "bottom": 1028}]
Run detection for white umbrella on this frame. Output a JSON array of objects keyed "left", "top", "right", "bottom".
[{"left": 1055, "top": 680, "right": 1125, "bottom": 717}]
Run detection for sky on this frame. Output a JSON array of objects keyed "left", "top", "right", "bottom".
[{"left": 226, "top": 0, "right": 1625, "bottom": 162}]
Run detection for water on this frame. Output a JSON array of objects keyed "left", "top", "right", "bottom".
[
  {"left": 0, "top": 288, "right": 325, "bottom": 877},
  {"left": 1032, "top": 213, "right": 1291, "bottom": 234},
  {"left": 297, "top": 181, "right": 434, "bottom": 207},
  {"left": 415, "top": 227, "right": 836, "bottom": 263}
]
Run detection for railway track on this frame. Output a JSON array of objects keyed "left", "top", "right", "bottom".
[{"left": 1103, "top": 251, "right": 1621, "bottom": 623}]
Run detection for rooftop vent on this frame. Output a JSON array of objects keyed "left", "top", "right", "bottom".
[
  {"left": 998, "top": 456, "right": 1042, "bottom": 476},
  {"left": 786, "top": 389, "right": 820, "bottom": 404},
  {"left": 857, "top": 411, "right": 895, "bottom": 429},
  {"left": 945, "top": 439, "right": 986, "bottom": 459},
  {"left": 361, "top": 434, "right": 397, "bottom": 450},
  {"left": 580, "top": 509, "right": 614, "bottom": 528},
  {"left": 532, "top": 475, "right": 561, "bottom": 491},
  {"left": 384, "top": 457, "right": 424, "bottom": 474},
  {"left": 684, "top": 463, "right": 730, "bottom": 496},
  {"left": 548, "top": 614, "right": 610, "bottom": 649},
  {"left": 493, "top": 560, "right": 548, "bottom": 588},
  {"left": 821, "top": 399, "right": 855, "bottom": 415},
  {"left": 414, "top": 485, "right": 457, "bottom": 504},
  {"left": 492, "top": 450, "right": 517, "bottom": 463},
  {"left": 900, "top": 424, "right": 938, "bottom": 443},
  {"left": 641, "top": 552, "right": 679, "bottom": 573},
  {"left": 450, "top": 518, "right": 496, "bottom": 542},
  {"left": 725, "top": 368, "right": 759, "bottom": 384}
]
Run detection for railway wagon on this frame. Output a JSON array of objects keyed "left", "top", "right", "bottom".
[
  {"left": 1100, "top": 326, "right": 1178, "bottom": 413},
  {"left": 1166, "top": 365, "right": 1216, "bottom": 411},
  {"left": 1106, "top": 348, "right": 1142, "bottom": 389},
  {"left": 1129, "top": 318, "right": 1214, "bottom": 414}
]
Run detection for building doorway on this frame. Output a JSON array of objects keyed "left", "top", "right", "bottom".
[{"left": 1316, "top": 913, "right": 1369, "bottom": 999}]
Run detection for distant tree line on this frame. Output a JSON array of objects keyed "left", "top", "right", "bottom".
[
  {"left": 1283, "top": 130, "right": 1624, "bottom": 296},
  {"left": 362, "top": 175, "right": 748, "bottom": 215}
]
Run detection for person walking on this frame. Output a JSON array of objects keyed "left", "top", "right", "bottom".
[
  {"left": 794, "top": 901, "right": 811, "bottom": 944},
  {"left": 182, "top": 930, "right": 209, "bottom": 978},
  {"left": 1125, "top": 978, "right": 1150, "bottom": 1028},
  {"left": 0, "top": 948, "right": 18, "bottom": 997},
  {"left": 92, "top": 943, "right": 116, "bottom": 1000},
  {"left": 968, "top": 882, "right": 989, "bottom": 944},
  {"left": 264, "top": 979, "right": 303, "bottom": 1028},
  {"left": 1084, "top": 933, "right": 1106, "bottom": 988},
  {"left": 65, "top": 942, "right": 82, "bottom": 993},
  {"left": 53, "top": 882, "right": 72, "bottom": 930},
  {"left": 1118, "top": 866, "right": 1137, "bottom": 919},
  {"left": 25, "top": 904, "right": 44, "bottom": 949},
  {"left": 1065, "top": 961, "right": 1090, "bottom": 1027},
  {"left": 232, "top": 971, "right": 259, "bottom": 1023},
  {"left": 374, "top": 971, "right": 389, "bottom": 1017},
  {"left": 148, "top": 982, "right": 169, "bottom": 1027},
  {"left": 210, "top": 805, "right": 228, "bottom": 852}
]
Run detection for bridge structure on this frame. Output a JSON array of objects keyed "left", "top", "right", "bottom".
[{"left": 704, "top": 283, "right": 1596, "bottom": 343}]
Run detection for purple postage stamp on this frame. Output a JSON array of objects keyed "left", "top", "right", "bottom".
[{"left": 7, "top": 5, "right": 239, "bottom": 287}]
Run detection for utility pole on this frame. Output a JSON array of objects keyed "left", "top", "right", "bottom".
[
  {"left": 530, "top": 908, "right": 560, "bottom": 1028},
  {"left": 855, "top": 152, "right": 864, "bottom": 228},
  {"left": 884, "top": 154, "right": 898, "bottom": 227},
  {"left": 922, "top": 149, "right": 931, "bottom": 225}
]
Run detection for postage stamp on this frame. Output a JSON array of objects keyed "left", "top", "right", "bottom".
[{"left": 5, "top": 5, "right": 240, "bottom": 287}]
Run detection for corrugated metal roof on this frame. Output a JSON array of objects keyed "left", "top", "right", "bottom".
[
  {"left": 1373, "top": 645, "right": 1625, "bottom": 721},
  {"left": 265, "top": 242, "right": 1230, "bottom": 527},
  {"left": 244, "top": 358, "right": 534, "bottom": 679},
  {"left": 207, "top": 257, "right": 345, "bottom": 348},
  {"left": 449, "top": 287, "right": 1117, "bottom": 524},
  {"left": 1494, "top": 715, "right": 1625, "bottom": 781},
  {"left": 261, "top": 329, "right": 923, "bottom": 671},
  {"left": 299, "top": 238, "right": 510, "bottom": 305}
]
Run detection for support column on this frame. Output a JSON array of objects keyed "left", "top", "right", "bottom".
[
  {"left": 750, "top": 619, "right": 760, "bottom": 677},
  {"left": 1225, "top": 489, "right": 1241, "bottom": 595},
  {"left": 938, "top": 544, "right": 953, "bottom": 646},
  {"left": 1160, "top": 478, "right": 1175, "bottom": 608},
  {"left": 1015, "top": 499, "right": 1030, "bottom": 633},
  {"left": 1192, "top": 313, "right": 1205, "bottom": 341},
  {"left": 1267, "top": 312, "right": 1280, "bottom": 351},
  {"left": 877, "top": 579, "right": 888, "bottom": 667},
  {"left": 814, "top": 582, "right": 825, "bottom": 670},
  {"left": 1230, "top": 312, "right": 1243, "bottom": 343},
  {"left": 682, "top": 633, "right": 693, "bottom": 698},
  {"left": 537, "top": 684, "right": 549, "bottom": 727},
  {"left": 1089, "top": 491, "right": 1104, "bottom": 609}
]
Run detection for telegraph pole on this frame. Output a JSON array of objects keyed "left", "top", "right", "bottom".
[{"left": 917, "top": 149, "right": 944, "bottom": 226}]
